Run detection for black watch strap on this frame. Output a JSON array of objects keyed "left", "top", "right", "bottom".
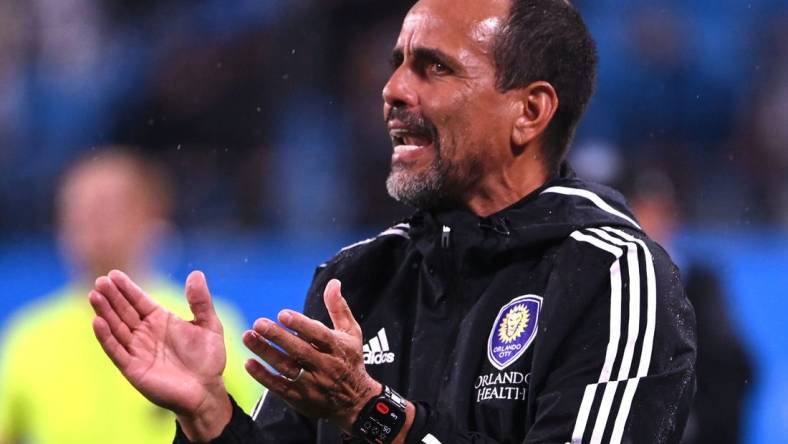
[{"left": 352, "top": 385, "right": 407, "bottom": 444}]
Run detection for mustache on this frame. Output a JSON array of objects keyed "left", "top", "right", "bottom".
[{"left": 386, "top": 107, "right": 438, "bottom": 138}]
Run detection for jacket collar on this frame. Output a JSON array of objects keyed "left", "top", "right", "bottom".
[{"left": 405, "top": 163, "right": 641, "bottom": 271}]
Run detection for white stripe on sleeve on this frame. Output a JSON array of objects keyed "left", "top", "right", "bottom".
[
  {"left": 422, "top": 433, "right": 442, "bottom": 444},
  {"left": 568, "top": 227, "right": 657, "bottom": 443},
  {"left": 338, "top": 223, "right": 411, "bottom": 253},
  {"left": 588, "top": 228, "right": 642, "bottom": 381},
  {"left": 603, "top": 227, "right": 657, "bottom": 444},
  {"left": 541, "top": 187, "right": 641, "bottom": 230},
  {"left": 586, "top": 228, "right": 642, "bottom": 443},
  {"left": 568, "top": 230, "right": 624, "bottom": 443},
  {"left": 250, "top": 389, "right": 269, "bottom": 420}
]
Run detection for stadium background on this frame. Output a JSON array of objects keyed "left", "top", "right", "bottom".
[{"left": 0, "top": 0, "right": 786, "bottom": 442}]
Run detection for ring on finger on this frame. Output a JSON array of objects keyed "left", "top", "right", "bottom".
[{"left": 281, "top": 367, "right": 305, "bottom": 383}]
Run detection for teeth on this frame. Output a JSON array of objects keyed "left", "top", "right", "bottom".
[
  {"left": 394, "top": 145, "right": 421, "bottom": 153},
  {"left": 389, "top": 129, "right": 428, "bottom": 140},
  {"left": 390, "top": 129, "right": 410, "bottom": 138}
]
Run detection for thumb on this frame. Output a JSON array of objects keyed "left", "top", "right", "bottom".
[
  {"left": 323, "top": 279, "right": 361, "bottom": 337},
  {"left": 185, "top": 270, "right": 223, "bottom": 334}
]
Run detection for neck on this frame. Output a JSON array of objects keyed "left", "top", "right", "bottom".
[
  {"left": 79, "top": 264, "right": 148, "bottom": 288},
  {"left": 463, "top": 152, "right": 549, "bottom": 217}
]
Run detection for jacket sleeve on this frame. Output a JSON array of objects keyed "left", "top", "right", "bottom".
[
  {"left": 525, "top": 227, "right": 696, "bottom": 443},
  {"left": 172, "top": 393, "right": 317, "bottom": 444},
  {"left": 399, "top": 227, "right": 696, "bottom": 444}
]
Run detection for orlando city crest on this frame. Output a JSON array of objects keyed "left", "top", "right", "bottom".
[{"left": 487, "top": 295, "right": 542, "bottom": 370}]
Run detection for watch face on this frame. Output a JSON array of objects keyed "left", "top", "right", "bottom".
[{"left": 355, "top": 386, "right": 407, "bottom": 444}]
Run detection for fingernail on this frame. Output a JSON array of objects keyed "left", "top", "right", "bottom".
[
  {"left": 279, "top": 310, "right": 292, "bottom": 323},
  {"left": 254, "top": 318, "right": 273, "bottom": 334}
]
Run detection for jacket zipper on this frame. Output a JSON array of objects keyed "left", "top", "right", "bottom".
[{"left": 441, "top": 225, "right": 451, "bottom": 249}]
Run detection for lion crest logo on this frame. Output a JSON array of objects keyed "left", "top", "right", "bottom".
[
  {"left": 487, "top": 295, "right": 542, "bottom": 370},
  {"left": 498, "top": 304, "right": 530, "bottom": 343}
]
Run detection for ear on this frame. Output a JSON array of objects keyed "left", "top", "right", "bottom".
[{"left": 510, "top": 81, "right": 559, "bottom": 147}]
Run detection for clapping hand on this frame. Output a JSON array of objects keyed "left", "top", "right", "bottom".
[
  {"left": 241, "top": 279, "right": 383, "bottom": 432},
  {"left": 89, "top": 270, "right": 233, "bottom": 440}
]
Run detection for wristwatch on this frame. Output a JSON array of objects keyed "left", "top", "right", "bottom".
[{"left": 352, "top": 385, "right": 408, "bottom": 444}]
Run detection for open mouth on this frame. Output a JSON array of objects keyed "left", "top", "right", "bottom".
[{"left": 389, "top": 128, "right": 434, "bottom": 161}]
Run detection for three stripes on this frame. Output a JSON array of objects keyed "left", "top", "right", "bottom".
[{"left": 568, "top": 227, "right": 656, "bottom": 444}]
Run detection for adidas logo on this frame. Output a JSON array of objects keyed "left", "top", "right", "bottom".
[{"left": 363, "top": 328, "right": 396, "bottom": 365}]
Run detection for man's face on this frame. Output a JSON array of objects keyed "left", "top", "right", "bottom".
[
  {"left": 383, "top": 0, "right": 514, "bottom": 209},
  {"left": 58, "top": 160, "right": 156, "bottom": 279}
]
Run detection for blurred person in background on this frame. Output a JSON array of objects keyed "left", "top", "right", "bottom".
[
  {"left": 624, "top": 168, "right": 754, "bottom": 444},
  {"left": 0, "top": 148, "right": 259, "bottom": 444}
]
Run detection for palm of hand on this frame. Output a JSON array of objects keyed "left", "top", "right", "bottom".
[{"left": 124, "top": 307, "right": 227, "bottom": 415}]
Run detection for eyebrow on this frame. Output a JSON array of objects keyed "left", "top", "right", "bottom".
[{"left": 390, "top": 46, "right": 457, "bottom": 70}]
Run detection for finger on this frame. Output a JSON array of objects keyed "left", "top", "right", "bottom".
[
  {"left": 185, "top": 271, "right": 223, "bottom": 334},
  {"left": 242, "top": 330, "right": 302, "bottom": 378},
  {"left": 252, "top": 318, "right": 320, "bottom": 368},
  {"left": 107, "top": 270, "right": 158, "bottom": 317},
  {"left": 96, "top": 275, "right": 142, "bottom": 329},
  {"left": 323, "top": 279, "right": 361, "bottom": 336},
  {"left": 277, "top": 310, "right": 335, "bottom": 352},
  {"left": 88, "top": 290, "right": 133, "bottom": 346},
  {"left": 92, "top": 316, "right": 132, "bottom": 371},
  {"left": 244, "top": 359, "right": 301, "bottom": 399}
]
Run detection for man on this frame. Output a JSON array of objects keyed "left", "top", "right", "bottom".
[
  {"left": 90, "top": 1, "right": 696, "bottom": 443},
  {"left": 0, "top": 149, "right": 258, "bottom": 444}
]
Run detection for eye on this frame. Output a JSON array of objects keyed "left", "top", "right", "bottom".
[{"left": 429, "top": 61, "right": 452, "bottom": 75}]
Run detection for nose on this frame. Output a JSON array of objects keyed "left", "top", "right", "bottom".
[{"left": 382, "top": 65, "right": 418, "bottom": 112}]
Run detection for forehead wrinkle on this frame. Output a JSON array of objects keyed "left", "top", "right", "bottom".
[
  {"left": 397, "top": 10, "right": 444, "bottom": 54},
  {"left": 413, "top": 1, "right": 506, "bottom": 50}
]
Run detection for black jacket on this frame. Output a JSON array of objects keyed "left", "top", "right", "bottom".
[{"left": 176, "top": 169, "right": 696, "bottom": 444}]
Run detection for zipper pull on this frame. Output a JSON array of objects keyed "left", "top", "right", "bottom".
[
  {"left": 441, "top": 225, "right": 451, "bottom": 248},
  {"left": 495, "top": 217, "right": 511, "bottom": 236}
]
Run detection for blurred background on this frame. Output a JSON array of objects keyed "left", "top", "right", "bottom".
[{"left": 0, "top": 0, "right": 786, "bottom": 442}]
